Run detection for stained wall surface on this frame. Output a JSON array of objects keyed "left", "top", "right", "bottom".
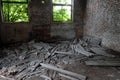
[{"left": 84, "top": 0, "right": 120, "bottom": 52}]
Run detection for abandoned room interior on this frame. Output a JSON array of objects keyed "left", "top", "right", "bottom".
[{"left": 0, "top": 0, "right": 120, "bottom": 80}]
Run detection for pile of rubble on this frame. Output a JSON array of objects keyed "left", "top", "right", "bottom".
[{"left": 0, "top": 38, "right": 119, "bottom": 80}]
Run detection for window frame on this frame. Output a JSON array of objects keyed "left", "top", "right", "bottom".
[
  {"left": 52, "top": 0, "right": 73, "bottom": 23},
  {"left": 1, "top": 0, "right": 29, "bottom": 23}
]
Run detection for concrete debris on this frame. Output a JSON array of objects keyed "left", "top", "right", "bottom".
[
  {"left": 28, "top": 60, "right": 41, "bottom": 71},
  {"left": 0, "top": 39, "right": 118, "bottom": 80},
  {"left": 71, "top": 43, "right": 94, "bottom": 56},
  {"left": 90, "top": 47, "right": 115, "bottom": 57},
  {"left": 7, "top": 66, "right": 18, "bottom": 75},
  {"left": 24, "top": 74, "right": 52, "bottom": 80},
  {"left": 39, "top": 75, "right": 52, "bottom": 80},
  {"left": 83, "top": 36, "right": 101, "bottom": 47}
]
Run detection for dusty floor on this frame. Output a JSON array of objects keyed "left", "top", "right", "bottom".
[
  {"left": 64, "top": 62, "right": 120, "bottom": 80},
  {"left": 0, "top": 39, "right": 120, "bottom": 80},
  {"left": 24, "top": 62, "right": 120, "bottom": 80}
]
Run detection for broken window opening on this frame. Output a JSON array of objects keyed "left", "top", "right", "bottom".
[
  {"left": 52, "top": 0, "right": 73, "bottom": 22},
  {"left": 1, "top": 0, "right": 29, "bottom": 22}
]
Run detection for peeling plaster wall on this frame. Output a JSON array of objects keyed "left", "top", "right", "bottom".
[{"left": 84, "top": 0, "right": 120, "bottom": 52}]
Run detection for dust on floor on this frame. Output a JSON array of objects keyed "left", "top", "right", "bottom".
[{"left": 0, "top": 38, "right": 120, "bottom": 80}]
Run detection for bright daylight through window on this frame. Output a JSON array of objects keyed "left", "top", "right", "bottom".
[
  {"left": 53, "top": 0, "right": 72, "bottom": 22},
  {"left": 2, "top": 0, "right": 29, "bottom": 22}
]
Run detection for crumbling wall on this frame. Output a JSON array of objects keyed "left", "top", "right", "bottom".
[{"left": 84, "top": 0, "right": 120, "bottom": 52}]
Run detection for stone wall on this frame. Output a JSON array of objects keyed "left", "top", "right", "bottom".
[{"left": 84, "top": 0, "right": 120, "bottom": 52}]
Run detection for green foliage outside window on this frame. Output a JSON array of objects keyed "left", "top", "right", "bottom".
[
  {"left": 53, "top": 8, "right": 71, "bottom": 22},
  {"left": 2, "top": 0, "right": 29, "bottom": 22},
  {"left": 2, "top": 0, "right": 72, "bottom": 22},
  {"left": 53, "top": 0, "right": 72, "bottom": 22},
  {"left": 2, "top": 0, "right": 27, "bottom": 2}
]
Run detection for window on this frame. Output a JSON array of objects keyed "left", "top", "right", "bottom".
[
  {"left": 1, "top": 0, "right": 29, "bottom": 22},
  {"left": 52, "top": 0, "right": 73, "bottom": 22}
]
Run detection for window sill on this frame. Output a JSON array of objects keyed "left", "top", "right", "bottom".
[
  {"left": 2, "top": 22, "right": 30, "bottom": 24},
  {"left": 52, "top": 21, "right": 73, "bottom": 24}
]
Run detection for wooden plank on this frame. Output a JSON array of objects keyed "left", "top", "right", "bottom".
[
  {"left": 55, "top": 51, "right": 74, "bottom": 55},
  {"left": 59, "top": 73, "right": 79, "bottom": 80},
  {"left": 40, "top": 63, "right": 86, "bottom": 80},
  {"left": 72, "top": 44, "right": 94, "bottom": 56},
  {"left": 85, "top": 60, "right": 120, "bottom": 66},
  {"left": 39, "top": 75, "right": 51, "bottom": 80},
  {"left": 90, "top": 47, "right": 115, "bottom": 57},
  {"left": 89, "top": 56, "right": 120, "bottom": 61},
  {"left": 0, "top": 75, "right": 15, "bottom": 80},
  {"left": 26, "top": 75, "right": 51, "bottom": 80}
]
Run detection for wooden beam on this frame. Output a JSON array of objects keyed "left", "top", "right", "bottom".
[
  {"left": 85, "top": 60, "right": 120, "bottom": 66},
  {"left": 90, "top": 47, "right": 115, "bottom": 57},
  {"left": 2, "top": 1, "right": 28, "bottom": 4},
  {"left": 59, "top": 73, "right": 79, "bottom": 80},
  {"left": 71, "top": 44, "right": 94, "bottom": 56},
  {"left": 40, "top": 63, "right": 86, "bottom": 80}
]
